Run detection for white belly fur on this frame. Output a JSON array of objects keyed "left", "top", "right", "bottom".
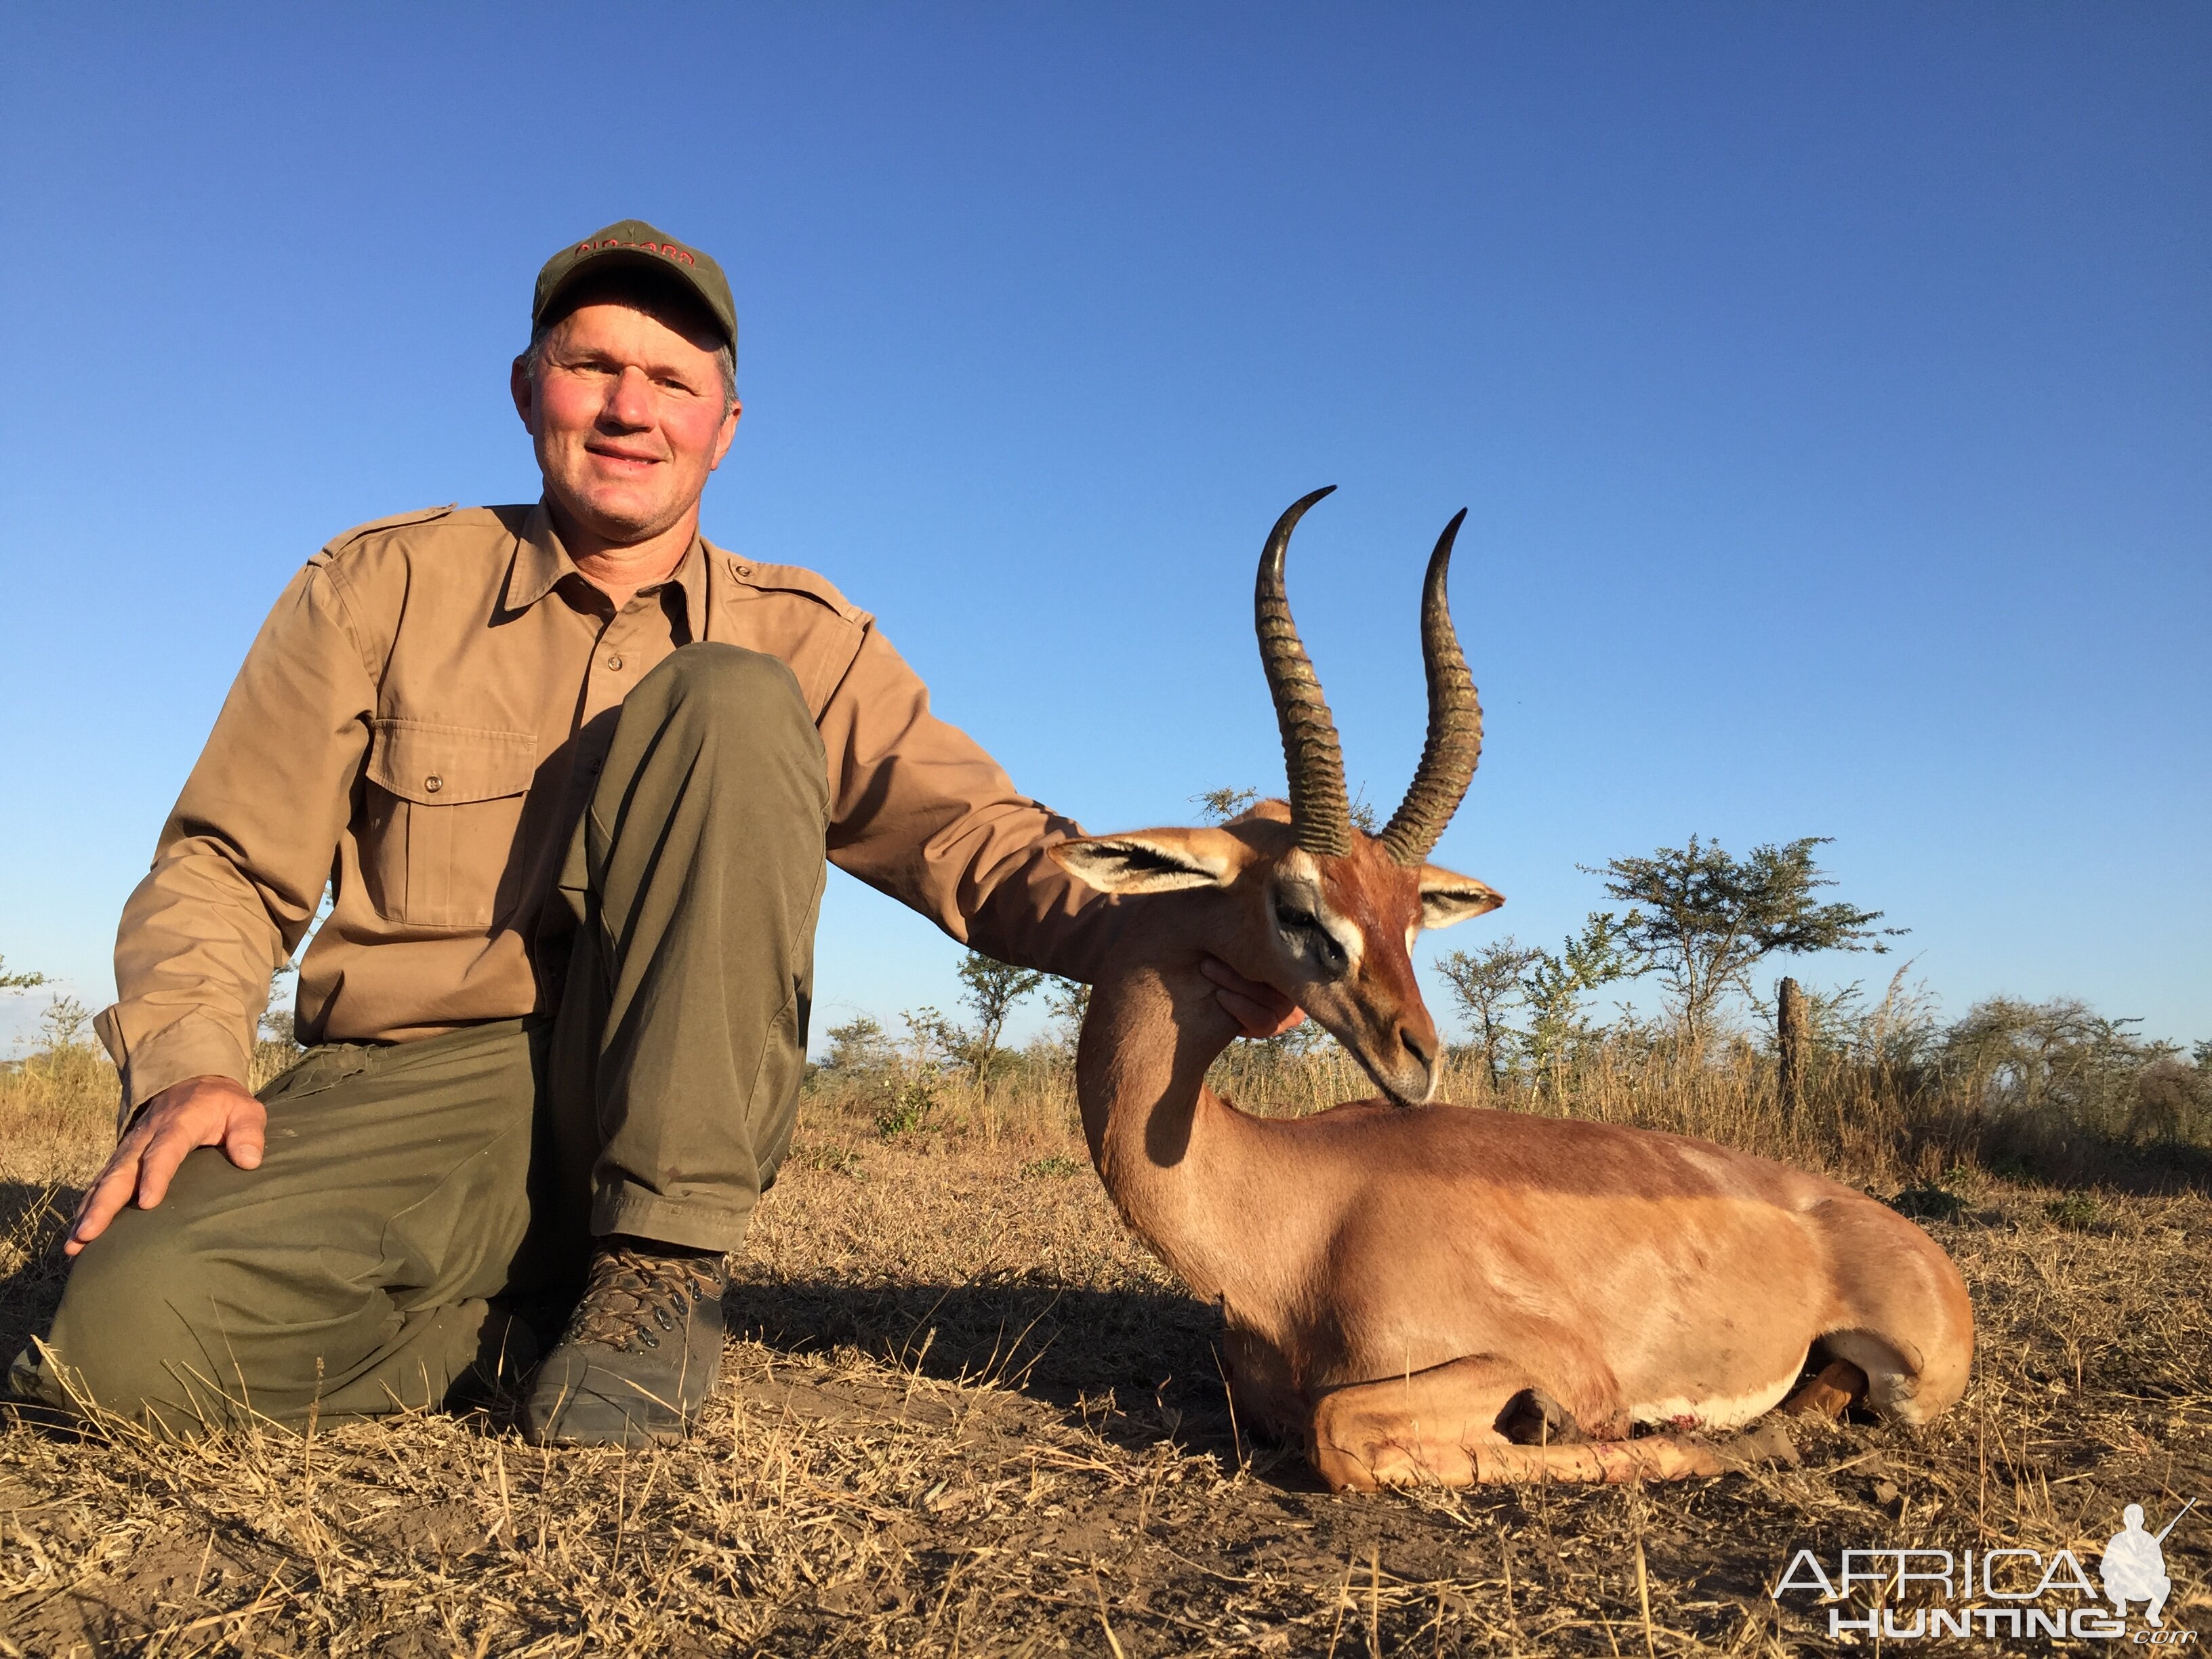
[{"left": 1628, "top": 1372, "right": 1798, "bottom": 1432}]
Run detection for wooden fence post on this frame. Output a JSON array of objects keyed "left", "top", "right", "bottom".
[{"left": 1777, "top": 976, "right": 1808, "bottom": 1119}]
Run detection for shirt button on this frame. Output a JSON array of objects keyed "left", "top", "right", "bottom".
[
  {"left": 424, "top": 775, "right": 444, "bottom": 794},
  {"left": 607, "top": 655, "right": 624, "bottom": 671}
]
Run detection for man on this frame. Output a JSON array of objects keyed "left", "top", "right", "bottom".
[
  {"left": 2100, "top": 1504, "right": 2174, "bottom": 1627},
  {"left": 14, "top": 220, "right": 1295, "bottom": 1446}
]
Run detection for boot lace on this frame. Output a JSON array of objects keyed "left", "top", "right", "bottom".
[{"left": 560, "top": 1245, "right": 728, "bottom": 1354}]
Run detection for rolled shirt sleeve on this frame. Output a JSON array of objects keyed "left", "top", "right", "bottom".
[{"left": 97, "top": 557, "right": 373, "bottom": 1118}]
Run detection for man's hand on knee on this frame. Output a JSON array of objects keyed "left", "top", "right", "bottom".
[{"left": 65, "top": 1076, "right": 266, "bottom": 1256}]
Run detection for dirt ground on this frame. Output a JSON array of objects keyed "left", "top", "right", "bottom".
[{"left": 0, "top": 1119, "right": 2205, "bottom": 1656}]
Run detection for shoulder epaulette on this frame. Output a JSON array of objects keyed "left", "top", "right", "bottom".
[
  {"left": 320, "top": 504, "right": 462, "bottom": 557},
  {"left": 718, "top": 552, "right": 863, "bottom": 622}
]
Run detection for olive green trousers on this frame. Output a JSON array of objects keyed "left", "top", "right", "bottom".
[{"left": 16, "top": 644, "right": 827, "bottom": 1431}]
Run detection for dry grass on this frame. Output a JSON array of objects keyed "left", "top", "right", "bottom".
[
  {"left": 852, "top": 1025, "right": 2207, "bottom": 1196},
  {"left": 1, "top": 1045, "right": 2206, "bottom": 1655}
]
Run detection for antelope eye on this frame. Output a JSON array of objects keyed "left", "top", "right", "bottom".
[{"left": 1275, "top": 903, "right": 1320, "bottom": 933}]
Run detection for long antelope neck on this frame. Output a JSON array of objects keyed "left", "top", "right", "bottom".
[
  {"left": 1071, "top": 937, "right": 1269, "bottom": 1300},
  {"left": 1073, "top": 941, "right": 1235, "bottom": 1176}
]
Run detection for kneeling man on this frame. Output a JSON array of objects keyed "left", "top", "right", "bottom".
[{"left": 14, "top": 220, "right": 1294, "bottom": 1447}]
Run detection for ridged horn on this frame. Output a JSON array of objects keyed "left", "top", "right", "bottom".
[
  {"left": 1376, "top": 509, "right": 1482, "bottom": 867},
  {"left": 1256, "top": 487, "right": 1353, "bottom": 857}
]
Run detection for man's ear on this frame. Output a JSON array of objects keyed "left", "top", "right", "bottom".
[
  {"left": 1050, "top": 829, "right": 1240, "bottom": 895},
  {"left": 1417, "top": 864, "right": 1504, "bottom": 930},
  {"left": 510, "top": 356, "right": 537, "bottom": 434},
  {"left": 708, "top": 397, "right": 741, "bottom": 471}
]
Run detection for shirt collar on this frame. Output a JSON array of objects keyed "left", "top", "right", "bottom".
[
  {"left": 507, "top": 499, "right": 708, "bottom": 638},
  {"left": 506, "top": 501, "right": 573, "bottom": 613}
]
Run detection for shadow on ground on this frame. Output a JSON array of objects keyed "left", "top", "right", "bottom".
[{"left": 722, "top": 1269, "right": 1297, "bottom": 1471}]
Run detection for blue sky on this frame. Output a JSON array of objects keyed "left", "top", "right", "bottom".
[{"left": 1, "top": 4, "right": 2205, "bottom": 1054}]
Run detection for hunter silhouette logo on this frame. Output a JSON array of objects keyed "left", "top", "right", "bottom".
[
  {"left": 1771, "top": 1496, "right": 2198, "bottom": 1642},
  {"left": 2102, "top": 1499, "right": 2191, "bottom": 1629}
]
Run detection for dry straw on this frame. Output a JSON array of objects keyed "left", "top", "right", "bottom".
[{"left": 0, "top": 1025, "right": 2205, "bottom": 1651}]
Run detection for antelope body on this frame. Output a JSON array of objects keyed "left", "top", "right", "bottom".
[{"left": 1053, "top": 490, "right": 1973, "bottom": 1489}]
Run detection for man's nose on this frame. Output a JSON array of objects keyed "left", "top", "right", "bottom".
[{"left": 600, "top": 365, "right": 655, "bottom": 429}]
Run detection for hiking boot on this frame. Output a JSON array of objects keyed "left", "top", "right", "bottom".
[{"left": 520, "top": 1235, "right": 730, "bottom": 1448}]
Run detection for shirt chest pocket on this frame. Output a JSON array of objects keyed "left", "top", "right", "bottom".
[{"left": 363, "top": 720, "right": 539, "bottom": 929}]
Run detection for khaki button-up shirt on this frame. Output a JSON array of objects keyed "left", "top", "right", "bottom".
[{"left": 96, "top": 501, "right": 1116, "bottom": 1114}]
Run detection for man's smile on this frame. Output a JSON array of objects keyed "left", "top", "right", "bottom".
[{"left": 584, "top": 441, "right": 663, "bottom": 470}]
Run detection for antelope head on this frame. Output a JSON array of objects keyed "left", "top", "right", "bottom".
[{"left": 1054, "top": 488, "right": 1502, "bottom": 1105}]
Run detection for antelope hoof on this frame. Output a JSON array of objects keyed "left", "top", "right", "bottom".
[
  {"left": 1496, "top": 1388, "right": 1587, "bottom": 1445},
  {"left": 1782, "top": 1359, "right": 1869, "bottom": 1421}
]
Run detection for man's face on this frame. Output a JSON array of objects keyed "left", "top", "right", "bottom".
[{"left": 512, "top": 298, "right": 739, "bottom": 547}]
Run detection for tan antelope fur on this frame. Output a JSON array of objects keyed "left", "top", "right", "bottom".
[{"left": 1051, "top": 489, "right": 1974, "bottom": 1490}]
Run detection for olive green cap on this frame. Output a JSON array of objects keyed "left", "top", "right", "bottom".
[{"left": 532, "top": 219, "right": 737, "bottom": 351}]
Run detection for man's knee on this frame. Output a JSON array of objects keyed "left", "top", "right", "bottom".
[
  {"left": 632, "top": 644, "right": 827, "bottom": 813},
  {"left": 650, "top": 642, "right": 810, "bottom": 726},
  {"left": 25, "top": 1208, "right": 237, "bottom": 1425}
]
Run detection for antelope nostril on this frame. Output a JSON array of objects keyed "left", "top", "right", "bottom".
[{"left": 1400, "top": 1028, "right": 1432, "bottom": 1069}]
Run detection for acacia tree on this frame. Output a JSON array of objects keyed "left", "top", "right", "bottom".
[
  {"left": 1519, "top": 914, "right": 1633, "bottom": 1084},
  {"left": 1193, "top": 783, "right": 1377, "bottom": 832},
  {"left": 1192, "top": 785, "right": 1257, "bottom": 823},
  {"left": 1044, "top": 975, "right": 1090, "bottom": 1054},
  {"left": 1938, "top": 996, "right": 2152, "bottom": 1126},
  {"left": 955, "top": 951, "right": 1044, "bottom": 1085},
  {"left": 1587, "top": 836, "right": 1900, "bottom": 1044},
  {"left": 0, "top": 956, "right": 47, "bottom": 994},
  {"left": 260, "top": 964, "right": 300, "bottom": 1051},
  {"left": 819, "top": 1014, "right": 897, "bottom": 1077},
  {"left": 1436, "top": 937, "right": 1542, "bottom": 1090}
]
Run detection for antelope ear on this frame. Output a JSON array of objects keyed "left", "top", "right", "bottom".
[
  {"left": 1051, "top": 830, "right": 1238, "bottom": 895},
  {"left": 1418, "top": 864, "right": 1504, "bottom": 930}
]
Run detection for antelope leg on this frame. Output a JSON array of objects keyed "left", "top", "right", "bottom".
[
  {"left": 1781, "top": 1359, "right": 1869, "bottom": 1421},
  {"left": 1310, "top": 1357, "right": 1527, "bottom": 1491},
  {"left": 1473, "top": 1436, "right": 1725, "bottom": 1483},
  {"left": 1310, "top": 1358, "right": 1731, "bottom": 1490}
]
